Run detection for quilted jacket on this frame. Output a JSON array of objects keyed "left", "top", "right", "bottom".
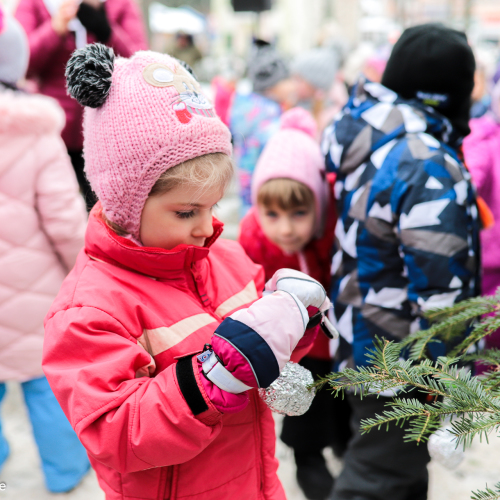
[
  {"left": 43, "top": 206, "right": 287, "bottom": 500},
  {"left": 15, "top": 0, "right": 147, "bottom": 151},
  {"left": 321, "top": 80, "right": 480, "bottom": 368},
  {"left": 0, "top": 88, "right": 87, "bottom": 382}
]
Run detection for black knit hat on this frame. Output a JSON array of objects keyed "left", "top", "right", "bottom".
[
  {"left": 381, "top": 23, "right": 475, "bottom": 137},
  {"left": 247, "top": 39, "right": 288, "bottom": 93}
]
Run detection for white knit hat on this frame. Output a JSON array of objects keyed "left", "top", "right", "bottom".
[
  {"left": 0, "top": 10, "right": 29, "bottom": 86},
  {"left": 292, "top": 47, "right": 339, "bottom": 92}
]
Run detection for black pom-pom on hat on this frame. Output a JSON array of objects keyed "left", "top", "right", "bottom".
[{"left": 66, "top": 43, "right": 115, "bottom": 108}]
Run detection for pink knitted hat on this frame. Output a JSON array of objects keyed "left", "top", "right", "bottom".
[
  {"left": 251, "top": 107, "right": 328, "bottom": 236},
  {"left": 66, "top": 44, "right": 232, "bottom": 238}
]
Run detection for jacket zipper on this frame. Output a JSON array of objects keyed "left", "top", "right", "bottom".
[{"left": 162, "top": 465, "right": 172, "bottom": 500}]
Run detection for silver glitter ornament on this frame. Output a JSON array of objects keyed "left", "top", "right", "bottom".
[
  {"left": 428, "top": 426, "right": 464, "bottom": 469},
  {"left": 258, "top": 362, "right": 315, "bottom": 416}
]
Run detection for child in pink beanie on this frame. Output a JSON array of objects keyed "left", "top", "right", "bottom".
[
  {"left": 239, "top": 107, "right": 351, "bottom": 500},
  {"left": 42, "top": 44, "right": 332, "bottom": 500}
]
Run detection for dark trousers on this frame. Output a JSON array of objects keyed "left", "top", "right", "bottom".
[
  {"left": 331, "top": 392, "right": 430, "bottom": 500},
  {"left": 281, "top": 357, "right": 352, "bottom": 457},
  {"left": 68, "top": 149, "right": 97, "bottom": 212}
]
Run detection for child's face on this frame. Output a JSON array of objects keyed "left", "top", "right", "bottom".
[
  {"left": 140, "top": 183, "right": 223, "bottom": 250},
  {"left": 258, "top": 203, "right": 315, "bottom": 254}
]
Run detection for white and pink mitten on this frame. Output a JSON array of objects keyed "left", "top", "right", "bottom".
[
  {"left": 197, "top": 290, "right": 309, "bottom": 413},
  {"left": 265, "top": 269, "right": 338, "bottom": 340}
]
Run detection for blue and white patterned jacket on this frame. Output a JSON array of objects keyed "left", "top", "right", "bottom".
[{"left": 321, "top": 80, "right": 481, "bottom": 368}]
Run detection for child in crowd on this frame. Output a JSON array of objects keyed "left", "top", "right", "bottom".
[
  {"left": 230, "top": 39, "right": 296, "bottom": 215},
  {"left": 239, "top": 108, "right": 351, "bottom": 500},
  {"left": 463, "top": 67, "right": 500, "bottom": 370},
  {"left": 43, "top": 45, "right": 330, "bottom": 500},
  {"left": 0, "top": 10, "right": 89, "bottom": 493}
]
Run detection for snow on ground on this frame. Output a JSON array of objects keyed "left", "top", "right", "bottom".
[{"left": 1, "top": 382, "right": 499, "bottom": 500}]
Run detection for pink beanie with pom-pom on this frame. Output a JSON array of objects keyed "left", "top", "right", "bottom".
[
  {"left": 65, "top": 44, "right": 232, "bottom": 239},
  {"left": 251, "top": 107, "right": 328, "bottom": 235}
]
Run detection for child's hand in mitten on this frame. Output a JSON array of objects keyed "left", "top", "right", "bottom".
[
  {"left": 265, "top": 269, "right": 338, "bottom": 341},
  {"left": 264, "top": 268, "right": 331, "bottom": 313},
  {"left": 197, "top": 291, "right": 308, "bottom": 413}
]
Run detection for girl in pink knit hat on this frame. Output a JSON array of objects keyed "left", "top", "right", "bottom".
[
  {"left": 239, "top": 107, "right": 351, "bottom": 500},
  {"left": 42, "top": 44, "right": 333, "bottom": 500}
]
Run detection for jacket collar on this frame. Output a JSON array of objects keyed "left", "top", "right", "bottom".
[
  {"left": 351, "top": 79, "right": 462, "bottom": 148},
  {"left": 84, "top": 203, "right": 224, "bottom": 279}
]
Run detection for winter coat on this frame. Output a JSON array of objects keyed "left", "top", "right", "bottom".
[
  {"left": 321, "top": 80, "right": 480, "bottom": 368},
  {"left": 15, "top": 0, "right": 147, "bottom": 151},
  {"left": 463, "top": 114, "right": 500, "bottom": 295},
  {"left": 239, "top": 203, "right": 335, "bottom": 360},
  {"left": 0, "top": 88, "right": 87, "bottom": 382},
  {"left": 43, "top": 205, "right": 286, "bottom": 500},
  {"left": 229, "top": 90, "right": 282, "bottom": 214}
]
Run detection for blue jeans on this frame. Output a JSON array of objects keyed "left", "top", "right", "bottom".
[{"left": 0, "top": 377, "right": 90, "bottom": 493}]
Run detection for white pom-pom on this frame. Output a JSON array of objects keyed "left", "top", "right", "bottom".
[{"left": 428, "top": 426, "right": 464, "bottom": 469}]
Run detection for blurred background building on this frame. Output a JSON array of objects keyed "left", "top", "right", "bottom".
[{"left": 3, "top": 0, "right": 500, "bottom": 82}]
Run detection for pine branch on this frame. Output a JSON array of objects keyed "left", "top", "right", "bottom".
[
  {"left": 424, "top": 295, "right": 499, "bottom": 323},
  {"left": 397, "top": 294, "right": 500, "bottom": 361},
  {"left": 472, "top": 482, "right": 500, "bottom": 500},
  {"left": 360, "top": 399, "right": 442, "bottom": 443},
  {"left": 451, "top": 315, "right": 500, "bottom": 357},
  {"left": 449, "top": 413, "right": 500, "bottom": 448},
  {"left": 321, "top": 338, "right": 500, "bottom": 444},
  {"left": 463, "top": 349, "right": 500, "bottom": 368}
]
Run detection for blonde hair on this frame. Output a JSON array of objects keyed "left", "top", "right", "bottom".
[
  {"left": 257, "top": 178, "right": 314, "bottom": 211},
  {"left": 104, "top": 153, "right": 233, "bottom": 236},
  {"left": 149, "top": 152, "right": 233, "bottom": 197}
]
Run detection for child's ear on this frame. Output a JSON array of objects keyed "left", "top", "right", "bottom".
[{"left": 65, "top": 43, "right": 115, "bottom": 108}]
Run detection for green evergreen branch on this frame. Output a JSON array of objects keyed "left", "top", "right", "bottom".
[
  {"left": 463, "top": 349, "right": 500, "bottom": 368},
  {"left": 472, "top": 482, "right": 500, "bottom": 500},
  {"left": 319, "top": 291, "right": 500, "bottom": 499}
]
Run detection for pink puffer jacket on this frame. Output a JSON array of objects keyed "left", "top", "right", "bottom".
[
  {"left": 15, "top": 0, "right": 147, "bottom": 151},
  {"left": 43, "top": 207, "right": 287, "bottom": 500},
  {"left": 0, "top": 88, "right": 87, "bottom": 382},
  {"left": 463, "top": 114, "right": 500, "bottom": 294}
]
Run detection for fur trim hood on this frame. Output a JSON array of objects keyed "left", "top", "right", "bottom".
[{"left": 0, "top": 88, "right": 65, "bottom": 135}]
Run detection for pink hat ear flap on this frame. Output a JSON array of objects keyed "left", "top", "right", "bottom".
[{"left": 66, "top": 43, "right": 115, "bottom": 108}]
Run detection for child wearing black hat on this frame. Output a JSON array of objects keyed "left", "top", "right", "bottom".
[{"left": 322, "top": 24, "right": 481, "bottom": 500}]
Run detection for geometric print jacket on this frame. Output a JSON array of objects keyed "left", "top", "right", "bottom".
[{"left": 321, "top": 80, "right": 480, "bottom": 368}]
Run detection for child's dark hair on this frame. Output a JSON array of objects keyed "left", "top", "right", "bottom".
[{"left": 257, "top": 178, "right": 314, "bottom": 211}]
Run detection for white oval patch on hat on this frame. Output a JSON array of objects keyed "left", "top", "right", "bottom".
[
  {"left": 143, "top": 63, "right": 176, "bottom": 87},
  {"left": 152, "top": 67, "right": 174, "bottom": 83}
]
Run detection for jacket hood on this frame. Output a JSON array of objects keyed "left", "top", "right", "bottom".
[
  {"left": 0, "top": 88, "right": 65, "bottom": 135},
  {"left": 251, "top": 107, "right": 329, "bottom": 236},
  {"left": 84, "top": 203, "right": 224, "bottom": 279},
  {"left": 323, "top": 80, "right": 460, "bottom": 176}
]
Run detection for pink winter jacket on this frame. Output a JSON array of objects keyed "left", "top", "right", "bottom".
[
  {"left": 463, "top": 114, "right": 500, "bottom": 293},
  {"left": 15, "top": 0, "right": 147, "bottom": 151},
  {"left": 43, "top": 206, "right": 287, "bottom": 500},
  {"left": 0, "top": 88, "right": 87, "bottom": 382}
]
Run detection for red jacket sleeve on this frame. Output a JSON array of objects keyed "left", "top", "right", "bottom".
[{"left": 43, "top": 306, "right": 222, "bottom": 474}]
